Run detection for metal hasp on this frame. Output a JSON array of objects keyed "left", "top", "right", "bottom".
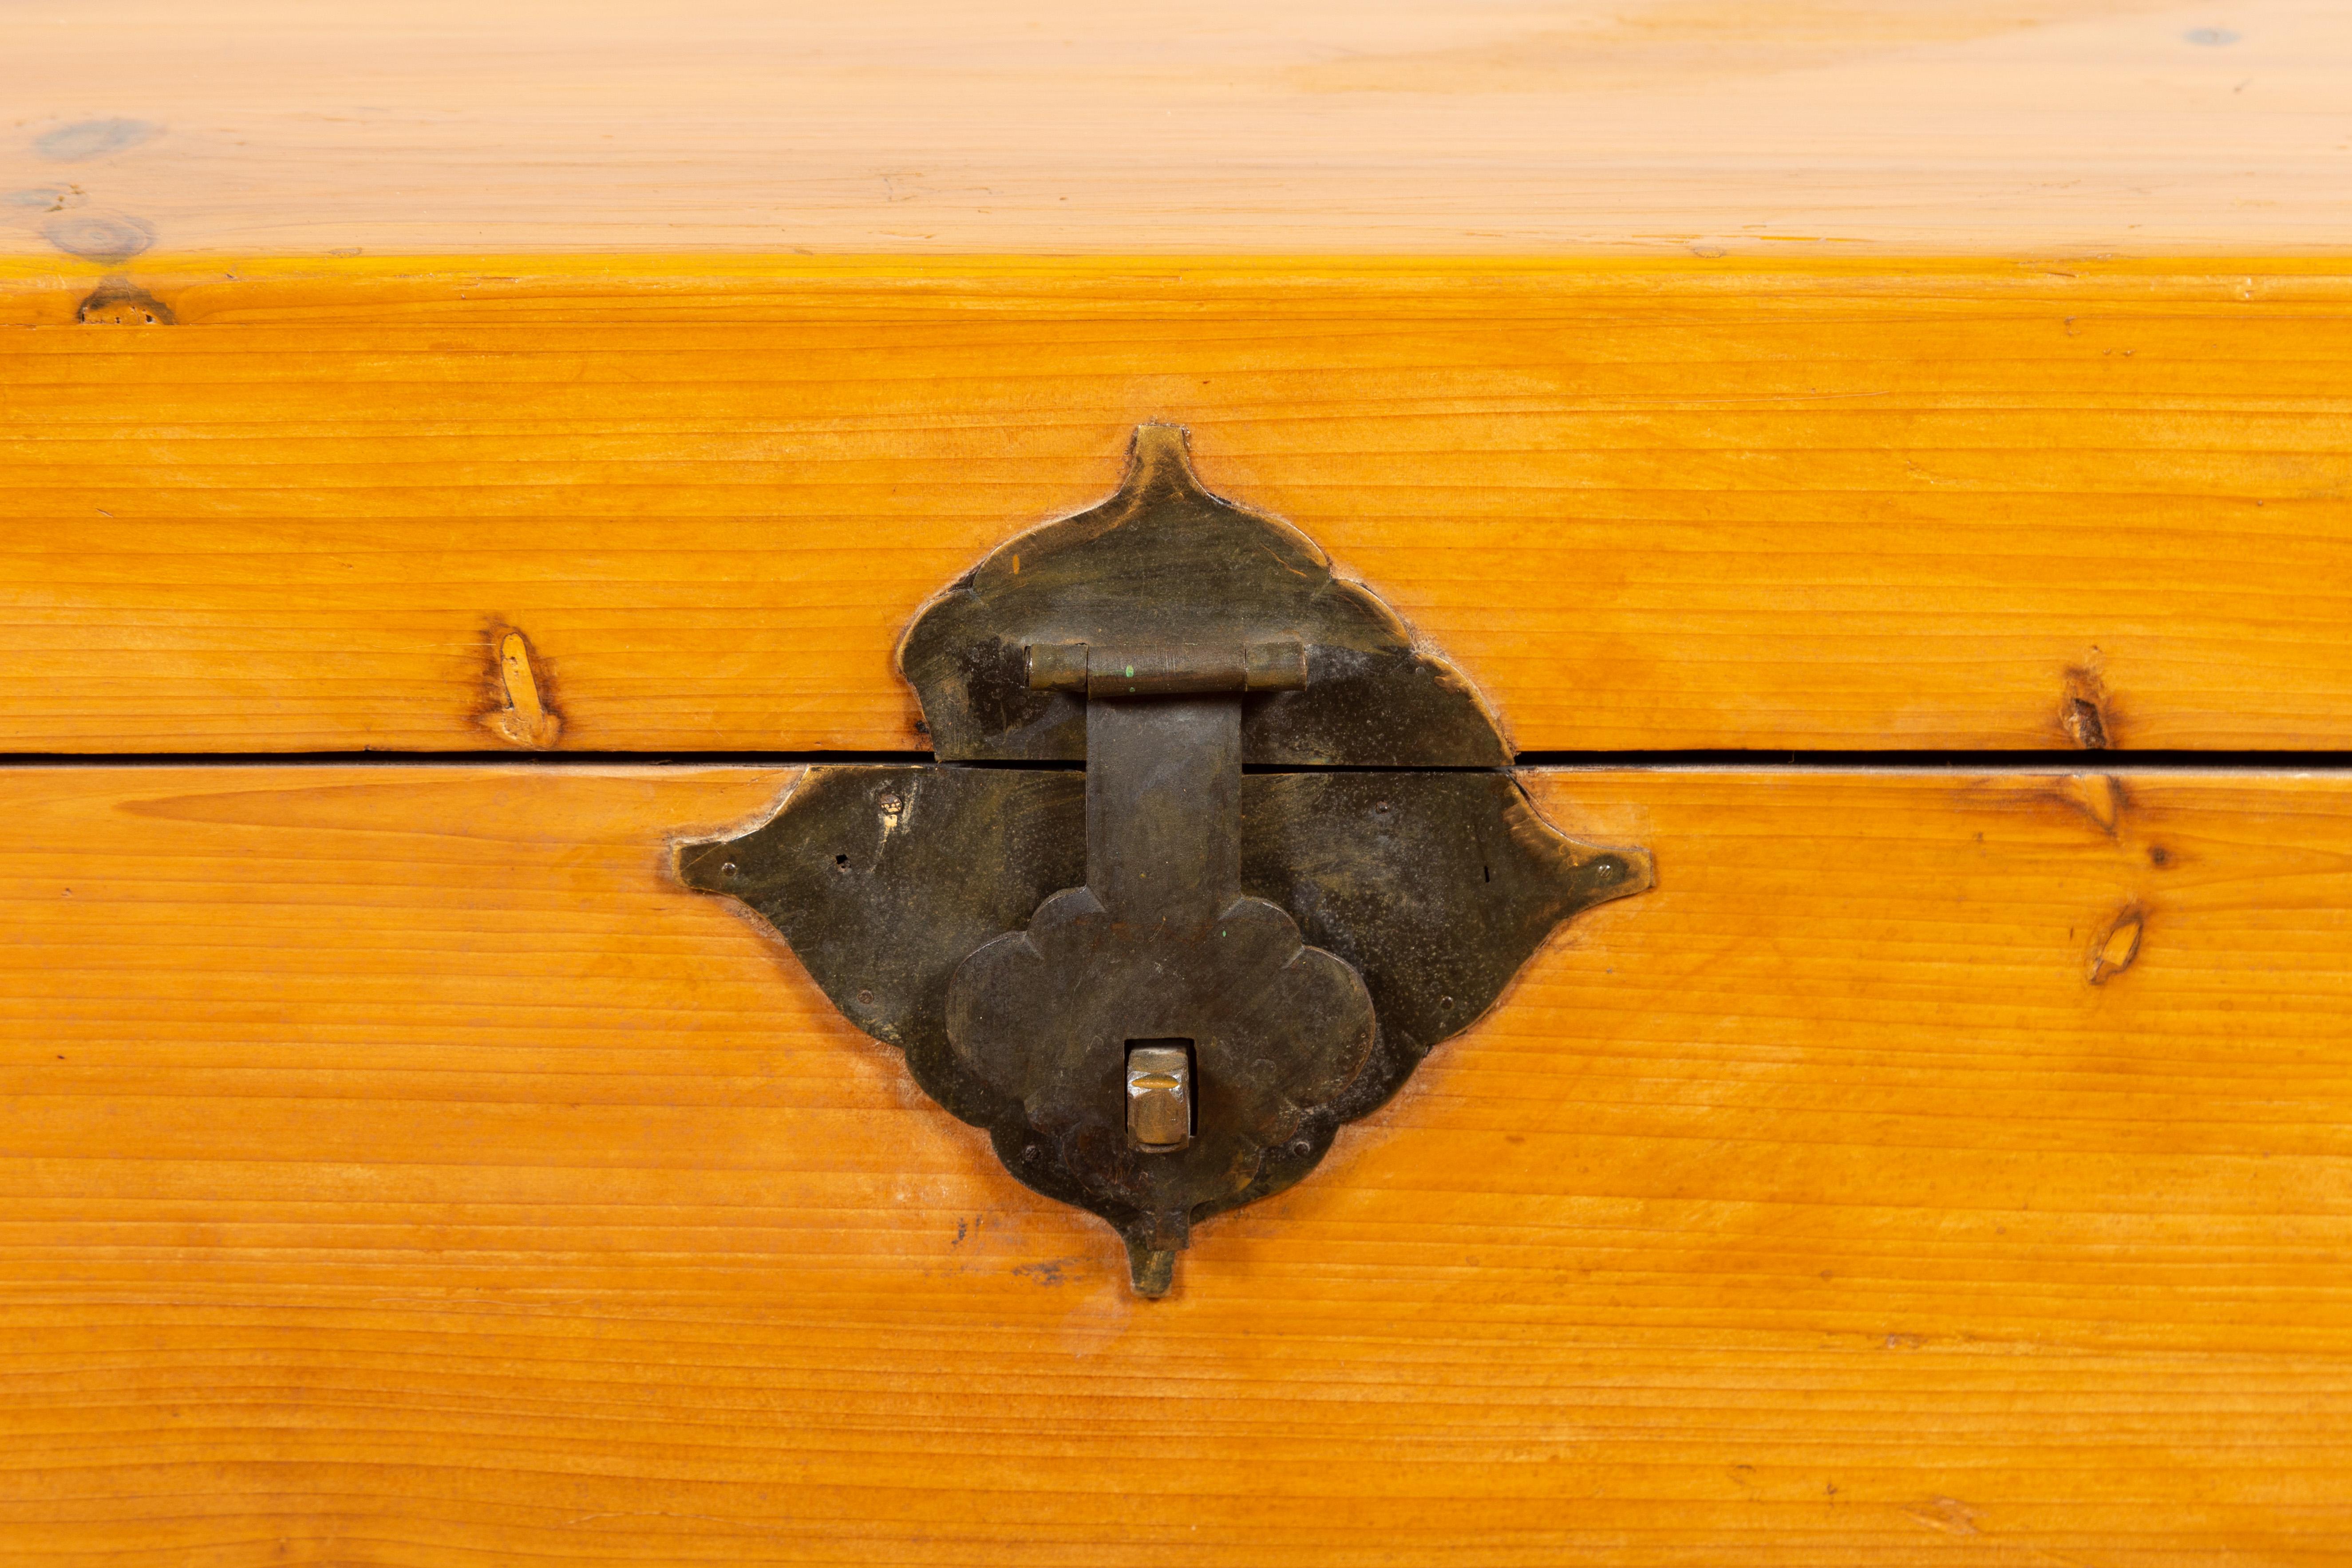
[
  {"left": 949, "top": 634, "right": 1377, "bottom": 1290},
  {"left": 677, "top": 425, "right": 1654, "bottom": 1296}
]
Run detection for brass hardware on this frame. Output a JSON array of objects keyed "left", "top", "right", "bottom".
[
  {"left": 1125, "top": 1043, "right": 1194, "bottom": 1152},
  {"left": 949, "top": 624, "right": 1375, "bottom": 1268},
  {"left": 1027, "top": 639, "right": 1310, "bottom": 697},
  {"left": 677, "top": 424, "right": 1653, "bottom": 1296}
]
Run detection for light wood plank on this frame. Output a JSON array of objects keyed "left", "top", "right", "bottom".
[
  {"left": 1, "top": 0, "right": 2348, "bottom": 256},
  {"left": 4, "top": 258, "right": 2351, "bottom": 754},
  {"left": 0, "top": 762, "right": 2347, "bottom": 1563}
]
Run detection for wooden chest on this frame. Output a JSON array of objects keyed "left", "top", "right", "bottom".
[{"left": 6, "top": 5, "right": 2352, "bottom": 1563}]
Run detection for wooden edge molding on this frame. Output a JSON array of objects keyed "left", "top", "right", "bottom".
[{"left": 10, "top": 253, "right": 2352, "bottom": 320}]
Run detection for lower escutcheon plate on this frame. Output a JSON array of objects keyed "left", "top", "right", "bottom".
[{"left": 677, "top": 766, "right": 1651, "bottom": 1292}]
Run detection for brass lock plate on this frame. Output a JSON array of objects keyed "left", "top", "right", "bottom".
[{"left": 678, "top": 426, "right": 1652, "bottom": 1294}]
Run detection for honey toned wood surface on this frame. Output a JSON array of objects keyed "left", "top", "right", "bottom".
[
  {"left": 2, "top": 762, "right": 2349, "bottom": 1564},
  {"left": 5, "top": 258, "right": 2352, "bottom": 755},
  {"left": 2, "top": 0, "right": 2350, "bottom": 257}
]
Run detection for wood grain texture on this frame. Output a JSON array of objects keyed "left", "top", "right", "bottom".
[
  {"left": 2, "top": 762, "right": 2348, "bottom": 1564},
  {"left": 2, "top": 0, "right": 2350, "bottom": 256},
  {"left": 4, "top": 257, "right": 2351, "bottom": 754}
]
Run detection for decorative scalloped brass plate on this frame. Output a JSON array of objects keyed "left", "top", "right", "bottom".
[{"left": 678, "top": 427, "right": 1652, "bottom": 1294}]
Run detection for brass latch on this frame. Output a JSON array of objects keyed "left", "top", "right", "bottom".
[
  {"left": 680, "top": 425, "right": 1652, "bottom": 1295},
  {"left": 1124, "top": 1043, "right": 1194, "bottom": 1152}
]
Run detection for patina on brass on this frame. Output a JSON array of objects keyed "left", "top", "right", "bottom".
[
  {"left": 677, "top": 425, "right": 1653, "bottom": 1295},
  {"left": 897, "top": 425, "right": 1509, "bottom": 768},
  {"left": 946, "top": 636, "right": 1375, "bottom": 1284},
  {"left": 1124, "top": 1044, "right": 1194, "bottom": 1153}
]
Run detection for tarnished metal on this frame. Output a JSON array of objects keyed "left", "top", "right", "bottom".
[
  {"left": 949, "top": 648, "right": 1377, "bottom": 1281},
  {"left": 1125, "top": 1045, "right": 1194, "bottom": 1153},
  {"left": 676, "top": 425, "right": 1654, "bottom": 1295},
  {"left": 897, "top": 424, "right": 1508, "bottom": 767}
]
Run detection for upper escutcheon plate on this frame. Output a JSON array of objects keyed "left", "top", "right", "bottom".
[{"left": 898, "top": 424, "right": 1510, "bottom": 767}]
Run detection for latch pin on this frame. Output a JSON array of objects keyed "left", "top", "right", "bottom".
[{"left": 1125, "top": 1042, "right": 1194, "bottom": 1151}]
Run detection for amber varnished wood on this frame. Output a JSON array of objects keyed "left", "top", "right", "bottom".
[
  {"left": 1, "top": 763, "right": 2346, "bottom": 1564},
  {"left": 3, "top": 258, "right": 2350, "bottom": 754}
]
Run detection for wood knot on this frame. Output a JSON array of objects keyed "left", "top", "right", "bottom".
[
  {"left": 479, "top": 628, "right": 562, "bottom": 749},
  {"left": 2061, "top": 665, "right": 2112, "bottom": 749},
  {"left": 2087, "top": 906, "right": 2144, "bottom": 985},
  {"left": 2059, "top": 773, "right": 2123, "bottom": 834},
  {"left": 75, "top": 280, "right": 174, "bottom": 325}
]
